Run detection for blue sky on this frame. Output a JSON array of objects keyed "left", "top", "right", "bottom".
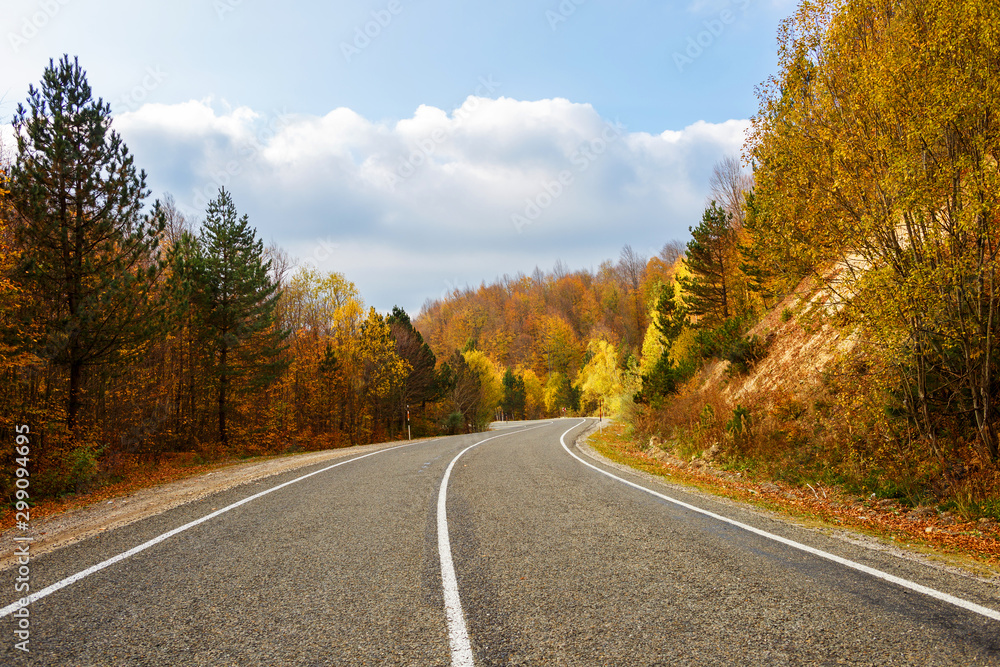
[{"left": 3, "top": 0, "right": 796, "bottom": 314}]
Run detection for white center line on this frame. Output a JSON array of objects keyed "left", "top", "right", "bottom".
[
  {"left": 0, "top": 439, "right": 438, "bottom": 619},
  {"left": 437, "top": 422, "right": 553, "bottom": 667},
  {"left": 560, "top": 419, "right": 1000, "bottom": 623}
]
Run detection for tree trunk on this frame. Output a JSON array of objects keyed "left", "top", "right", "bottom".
[
  {"left": 219, "top": 344, "right": 228, "bottom": 448},
  {"left": 68, "top": 357, "right": 82, "bottom": 436}
]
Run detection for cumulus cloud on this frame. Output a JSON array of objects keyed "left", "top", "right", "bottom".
[{"left": 112, "top": 97, "right": 748, "bottom": 314}]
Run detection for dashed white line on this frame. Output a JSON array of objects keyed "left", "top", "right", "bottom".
[
  {"left": 437, "top": 422, "right": 553, "bottom": 667},
  {"left": 560, "top": 419, "right": 1000, "bottom": 623},
  {"left": 0, "top": 439, "right": 438, "bottom": 619}
]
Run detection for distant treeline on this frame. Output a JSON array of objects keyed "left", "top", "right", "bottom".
[{"left": 419, "top": 0, "right": 1000, "bottom": 513}]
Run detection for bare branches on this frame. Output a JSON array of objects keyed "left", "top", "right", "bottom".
[{"left": 709, "top": 154, "right": 753, "bottom": 229}]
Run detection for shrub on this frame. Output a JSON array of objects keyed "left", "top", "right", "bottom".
[
  {"left": 691, "top": 317, "right": 745, "bottom": 360},
  {"left": 726, "top": 405, "right": 751, "bottom": 435},
  {"left": 442, "top": 412, "right": 464, "bottom": 435},
  {"left": 726, "top": 334, "right": 769, "bottom": 376},
  {"left": 635, "top": 352, "right": 696, "bottom": 405},
  {"left": 67, "top": 445, "right": 101, "bottom": 493}
]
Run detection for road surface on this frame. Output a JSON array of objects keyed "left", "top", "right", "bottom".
[{"left": 2, "top": 419, "right": 998, "bottom": 665}]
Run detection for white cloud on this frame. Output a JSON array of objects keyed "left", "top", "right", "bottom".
[
  {"left": 0, "top": 124, "right": 15, "bottom": 157},
  {"left": 117, "top": 99, "right": 256, "bottom": 140},
  {"left": 112, "top": 97, "right": 748, "bottom": 313}
]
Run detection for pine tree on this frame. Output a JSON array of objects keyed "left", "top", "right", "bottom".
[
  {"left": 164, "top": 230, "right": 205, "bottom": 442},
  {"left": 678, "top": 201, "right": 734, "bottom": 326},
  {"left": 9, "top": 55, "right": 164, "bottom": 434},
  {"left": 387, "top": 306, "right": 437, "bottom": 404},
  {"left": 387, "top": 306, "right": 437, "bottom": 432},
  {"left": 193, "top": 188, "right": 287, "bottom": 448},
  {"left": 738, "top": 191, "right": 808, "bottom": 308},
  {"left": 501, "top": 368, "right": 526, "bottom": 419},
  {"left": 653, "top": 282, "right": 687, "bottom": 343},
  {"left": 635, "top": 282, "right": 689, "bottom": 404}
]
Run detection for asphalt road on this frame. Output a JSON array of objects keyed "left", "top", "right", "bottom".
[{"left": 2, "top": 419, "right": 999, "bottom": 665}]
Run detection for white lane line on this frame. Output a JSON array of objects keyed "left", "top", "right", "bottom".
[
  {"left": 560, "top": 420, "right": 1000, "bottom": 623},
  {"left": 0, "top": 439, "right": 440, "bottom": 619},
  {"left": 437, "top": 422, "right": 554, "bottom": 667}
]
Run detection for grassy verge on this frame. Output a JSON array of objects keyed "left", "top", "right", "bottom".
[{"left": 586, "top": 422, "right": 1000, "bottom": 573}]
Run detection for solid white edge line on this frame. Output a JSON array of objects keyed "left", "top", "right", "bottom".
[
  {"left": 560, "top": 419, "right": 1000, "bottom": 623},
  {"left": 437, "top": 421, "right": 554, "bottom": 667},
  {"left": 0, "top": 438, "right": 440, "bottom": 619}
]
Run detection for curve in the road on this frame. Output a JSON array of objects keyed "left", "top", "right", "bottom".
[
  {"left": 559, "top": 418, "right": 1000, "bottom": 623},
  {"left": 437, "top": 421, "right": 554, "bottom": 667}
]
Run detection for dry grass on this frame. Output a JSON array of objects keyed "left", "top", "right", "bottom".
[{"left": 633, "top": 274, "right": 1000, "bottom": 524}]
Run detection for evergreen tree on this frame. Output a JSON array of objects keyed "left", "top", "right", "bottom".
[
  {"left": 636, "top": 282, "right": 689, "bottom": 404},
  {"left": 193, "top": 188, "right": 287, "bottom": 448},
  {"left": 653, "top": 282, "right": 687, "bottom": 342},
  {"left": 387, "top": 306, "right": 438, "bottom": 405},
  {"left": 635, "top": 354, "right": 682, "bottom": 405},
  {"left": 164, "top": 230, "right": 206, "bottom": 441},
  {"left": 501, "top": 368, "right": 526, "bottom": 420},
  {"left": 678, "top": 201, "right": 734, "bottom": 326},
  {"left": 9, "top": 55, "right": 164, "bottom": 434}
]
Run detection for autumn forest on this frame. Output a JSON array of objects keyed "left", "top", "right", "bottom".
[{"left": 3, "top": 0, "right": 1000, "bottom": 518}]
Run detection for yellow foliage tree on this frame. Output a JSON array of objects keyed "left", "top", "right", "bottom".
[
  {"left": 519, "top": 367, "right": 545, "bottom": 419},
  {"left": 336, "top": 308, "right": 411, "bottom": 443},
  {"left": 639, "top": 320, "right": 665, "bottom": 378},
  {"left": 463, "top": 349, "right": 503, "bottom": 426},
  {"left": 281, "top": 267, "right": 362, "bottom": 340},
  {"left": 748, "top": 0, "right": 1000, "bottom": 463},
  {"left": 543, "top": 372, "right": 570, "bottom": 415},
  {"left": 574, "top": 339, "right": 625, "bottom": 416}
]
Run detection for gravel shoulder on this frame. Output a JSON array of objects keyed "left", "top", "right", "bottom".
[{"left": 0, "top": 438, "right": 425, "bottom": 571}]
